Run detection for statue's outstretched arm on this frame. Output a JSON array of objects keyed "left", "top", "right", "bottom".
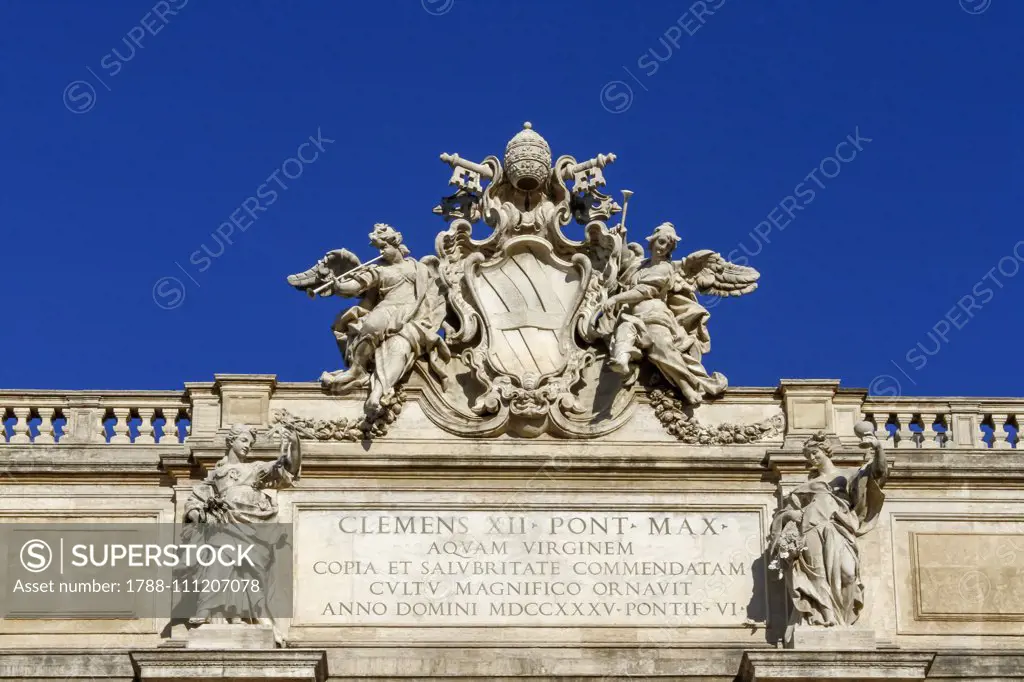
[
  {"left": 281, "top": 430, "right": 302, "bottom": 478},
  {"left": 333, "top": 278, "right": 366, "bottom": 298},
  {"left": 856, "top": 422, "right": 888, "bottom": 483},
  {"left": 870, "top": 439, "right": 887, "bottom": 481},
  {"left": 605, "top": 281, "right": 658, "bottom": 311}
]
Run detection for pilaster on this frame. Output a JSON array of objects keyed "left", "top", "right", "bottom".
[
  {"left": 214, "top": 374, "right": 278, "bottom": 429},
  {"left": 779, "top": 379, "right": 841, "bottom": 449}
]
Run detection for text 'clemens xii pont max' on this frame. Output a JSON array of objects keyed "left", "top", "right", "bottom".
[{"left": 295, "top": 510, "right": 762, "bottom": 627}]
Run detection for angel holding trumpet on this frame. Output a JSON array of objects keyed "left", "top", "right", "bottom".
[
  {"left": 286, "top": 223, "right": 448, "bottom": 417},
  {"left": 598, "top": 222, "right": 760, "bottom": 405}
]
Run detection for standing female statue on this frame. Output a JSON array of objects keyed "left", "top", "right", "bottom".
[
  {"left": 599, "top": 222, "right": 759, "bottom": 405},
  {"left": 184, "top": 423, "right": 300, "bottom": 525},
  {"left": 768, "top": 427, "right": 889, "bottom": 627},
  {"left": 182, "top": 423, "right": 300, "bottom": 643}
]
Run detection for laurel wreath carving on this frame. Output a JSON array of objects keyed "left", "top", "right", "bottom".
[
  {"left": 270, "top": 387, "right": 406, "bottom": 441},
  {"left": 648, "top": 388, "right": 784, "bottom": 444}
]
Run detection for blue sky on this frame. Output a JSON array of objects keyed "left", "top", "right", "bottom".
[{"left": 0, "top": 0, "right": 1020, "bottom": 397}]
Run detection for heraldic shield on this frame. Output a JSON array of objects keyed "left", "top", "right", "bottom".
[
  {"left": 464, "top": 236, "right": 589, "bottom": 383},
  {"left": 285, "top": 123, "right": 762, "bottom": 438}
]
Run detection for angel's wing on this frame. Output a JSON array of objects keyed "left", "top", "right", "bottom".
[
  {"left": 677, "top": 249, "right": 760, "bottom": 297},
  {"left": 624, "top": 242, "right": 645, "bottom": 266},
  {"left": 613, "top": 242, "right": 645, "bottom": 287},
  {"left": 419, "top": 254, "right": 441, "bottom": 275},
  {"left": 286, "top": 248, "right": 361, "bottom": 293}
]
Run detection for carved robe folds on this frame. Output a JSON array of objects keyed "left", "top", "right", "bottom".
[
  {"left": 609, "top": 259, "right": 726, "bottom": 404},
  {"left": 769, "top": 431, "right": 888, "bottom": 628},
  {"left": 332, "top": 258, "right": 446, "bottom": 396}
]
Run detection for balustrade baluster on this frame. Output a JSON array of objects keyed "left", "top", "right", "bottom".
[
  {"left": 895, "top": 412, "right": 917, "bottom": 449},
  {"left": 36, "top": 408, "right": 55, "bottom": 444},
  {"left": 161, "top": 408, "right": 179, "bottom": 444},
  {"left": 136, "top": 408, "right": 156, "bottom": 445},
  {"left": 870, "top": 412, "right": 892, "bottom": 444},
  {"left": 97, "top": 409, "right": 111, "bottom": 443},
  {"left": 109, "top": 408, "right": 131, "bottom": 444},
  {"left": 921, "top": 413, "right": 944, "bottom": 448},
  {"left": 980, "top": 414, "right": 996, "bottom": 449},
  {"left": 181, "top": 410, "right": 192, "bottom": 442},
  {"left": 9, "top": 408, "right": 31, "bottom": 444},
  {"left": 994, "top": 413, "right": 1014, "bottom": 450},
  {"left": 937, "top": 413, "right": 950, "bottom": 448}
]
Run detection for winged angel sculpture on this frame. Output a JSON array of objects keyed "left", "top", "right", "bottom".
[
  {"left": 597, "top": 222, "right": 759, "bottom": 405},
  {"left": 286, "top": 124, "right": 762, "bottom": 436},
  {"left": 286, "top": 223, "right": 449, "bottom": 417}
]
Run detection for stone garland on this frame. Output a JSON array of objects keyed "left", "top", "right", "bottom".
[
  {"left": 270, "top": 388, "right": 406, "bottom": 441},
  {"left": 648, "top": 388, "right": 784, "bottom": 444}
]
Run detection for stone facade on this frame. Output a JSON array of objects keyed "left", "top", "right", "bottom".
[
  {"left": 1, "top": 375, "right": 1022, "bottom": 680},
  {"left": 1, "top": 124, "right": 1021, "bottom": 680}
]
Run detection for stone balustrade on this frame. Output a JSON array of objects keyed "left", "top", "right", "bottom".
[
  {"left": 1, "top": 379, "right": 1021, "bottom": 450},
  {"left": 862, "top": 398, "right": 1021, "bottom": 449},
  {"left": 0, "top": 390, "right": 190, "bottom": 445}
]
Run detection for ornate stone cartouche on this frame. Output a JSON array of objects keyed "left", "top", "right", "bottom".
[{"left": 286, "top": 123, "right": 761, "bottom": 438}]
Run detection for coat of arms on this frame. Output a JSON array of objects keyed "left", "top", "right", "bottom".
[{"left": 286, "top": 123, "right": 760, "bottom": 437}]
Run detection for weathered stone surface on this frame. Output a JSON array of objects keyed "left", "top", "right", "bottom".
[
  {"left": 184, "top": 623, "right": 276, "bottom": 649},
  {"left": 130, "top": 649, "right": 327, "bottom": 680},
  {"left": 0, "top": 651, "right": 136, "bottom": 680},
  {"left": 789, "top": 625, "right": 877, "bottom": 650},
  {"left": 890, "top": 514, "right": 1024, "bottom": 637},
  {"left": 739, "top": 651, "right": 934, "bottom": 680},
  {"left": 913, "top": 532, "right": 1024, "bottom": 619}
]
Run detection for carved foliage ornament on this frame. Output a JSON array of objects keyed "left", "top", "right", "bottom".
[
  {"left": 648, "top": 388, "right": 783, "bottom": 445},
  {"left": 287, "top": 123, "right": 762, "bottom": 438},
  {"left": 270, "top": 388, "right": 405, "bottom": 442}
]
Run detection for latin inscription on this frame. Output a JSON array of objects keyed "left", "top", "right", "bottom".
[{"left": 295, "top": 510, "right": 761, "bottom": 626}]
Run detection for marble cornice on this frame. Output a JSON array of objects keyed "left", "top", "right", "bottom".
[
  {"left": 181, "top": 437, "right": 772, "bottom": 480},
  {"left": 766, "top": 446, "right": 1024, "bottom": 488}
]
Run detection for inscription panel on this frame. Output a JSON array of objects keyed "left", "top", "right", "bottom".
[{"left": 294, "top": 508, "right": 762, "bottom": 627}]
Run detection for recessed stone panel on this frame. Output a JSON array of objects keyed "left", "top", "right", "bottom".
[
  {"left": 222, "top": 396, "right": 264, "bottom": 426},
  {"left": 790, "top": 400, "right": 828, "bottom": 430},
  {"left": 892, "top": 514, "right": 1024, "bottom": 635},
  {"left": 913, "top": 532, "right": 1024, "bottom": 620}
]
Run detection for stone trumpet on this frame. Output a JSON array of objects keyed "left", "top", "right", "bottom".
[
  {"left": 309, "top": 255, "right": 383, "bottom": 298},
  {"left": 618, "top": 189, "right": 633, "bottom": 233}
]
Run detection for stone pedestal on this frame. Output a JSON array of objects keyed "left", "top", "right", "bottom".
[
  {"left": 790, "top": 626, "right": 877, "bottom": 650},
  {"left": 740, "top": 651, "right": 934, "bottom": 681},
  {"left": 130, "top": 650, "right": 327, "bottom": 681},
  {"left": 185, "top": 623, "right": 276, "bottom": 649}
]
